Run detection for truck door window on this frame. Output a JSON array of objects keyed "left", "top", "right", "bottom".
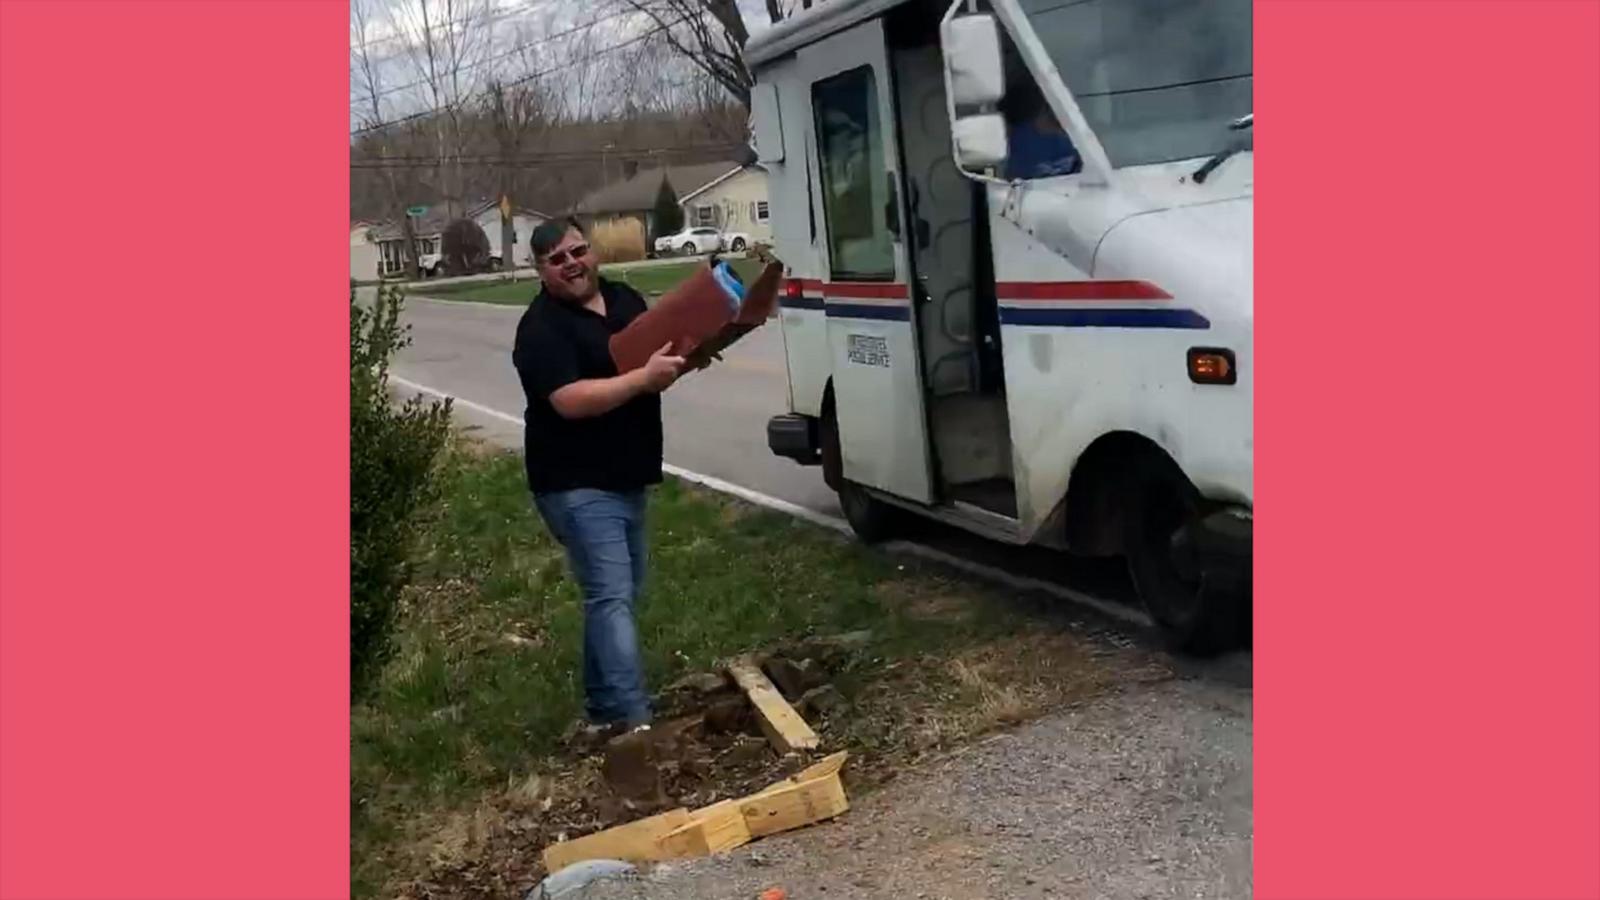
[{"left": 812, "top": 66, "right": 895, "bottom": 281}]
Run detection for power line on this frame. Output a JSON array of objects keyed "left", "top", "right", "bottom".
[
  {"left": 351, "top": 15, "right": 683, "bottom": 137},
  {"left": 351, "top": 0, "right": 556, "bottom": 56},
  {"left": 349, "top": 143, "right": 748, "bottom": 170},
  {"left": 357, "top": 8, "right": 637, "bottom": 104}
]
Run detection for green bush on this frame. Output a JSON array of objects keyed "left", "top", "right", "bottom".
[
  {"left": 441, "top": 218, "right": 492, "bottom": 276},
  {"left": 351, "top": 285, "right": 452, "bottom": 695}
]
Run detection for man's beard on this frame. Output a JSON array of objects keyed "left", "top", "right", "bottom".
[{"left": 546, "top": 267, "right": 596, "bottom": 302}]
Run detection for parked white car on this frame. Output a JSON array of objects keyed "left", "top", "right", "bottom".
[
  {"left": 653, "top": 226, "right": 750, "bottom": 257},
  {"left": 416, "top": 251, "right": 512, "bottom": 278}
]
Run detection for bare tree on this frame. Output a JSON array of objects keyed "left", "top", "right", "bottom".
[
  {"left": 387, "top": 0, "right": 494, "bottom": 220},
  {"left": 351, "top": 0, "right": 420, "bottom": 278},
  {"left": 617, "top": 0, "right": 758, "bottom": 109},
  {"left": 350, "top": 3, "right": 764, "bottom": 223},
  {"left": 482, "top": 77, "right": 555, "bottom": 268}
]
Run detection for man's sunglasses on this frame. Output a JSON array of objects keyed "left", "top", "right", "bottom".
[{"left": 540, "top": 243, "right": 590, "bottom": 267}]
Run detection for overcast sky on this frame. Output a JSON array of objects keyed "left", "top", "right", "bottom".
[{"left": 350, "top": 0, "right": 788, "bottom": 132}]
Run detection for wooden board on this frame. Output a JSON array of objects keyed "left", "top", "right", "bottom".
[
  {"left": 542, "top": 807, "right": 690, "bottom": 874},
  {"left": 727, "top": 657, "right": 820, "bottom": 754},
  {"left": 757, "top": 751, "right": 849, "bottom": 797},
  {"left": 656, "top": 799, "right": 753, "bottom": 859},
  {"left": 738, "top": 771, "right": 849, "bottom": 838}
]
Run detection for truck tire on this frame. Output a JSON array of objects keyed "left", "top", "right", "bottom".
[
  {"left": 821, "top": 404, "right": 897, "bottom": 543},
  {"left": 1122, "top": 463, "right": 1242, "bottom": 655}
]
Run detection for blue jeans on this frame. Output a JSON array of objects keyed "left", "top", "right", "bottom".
[{"left": 534, "top": 488, "right": 651, "bottom": 726}]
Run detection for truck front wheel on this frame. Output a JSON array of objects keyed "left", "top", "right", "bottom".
[
  {"left": 820, "top": 404, "right": 897, "bottom": 543},
  {"left": 1122, "top": 465, "right": 1245, "bottom": 655}
]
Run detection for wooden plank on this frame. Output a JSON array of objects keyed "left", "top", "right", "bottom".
[
  {"left": 656, "top": 799, "right": 752, "bottom": 859},
  {"left": 727, "top": 657, "right": 820, "bottom": 753},
  {"left": 757, "top": 751, "right": 849, "bottom": 797},
  {"left": 738, "top": 771, "right": 849, "bottom": 838},
  {"left": 542, "top": 807, "right": 690, "bottom": 874}
]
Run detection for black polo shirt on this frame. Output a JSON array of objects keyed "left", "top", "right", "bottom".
[{"left": 511, "top": 278, "right": 663, "bottom": 495}]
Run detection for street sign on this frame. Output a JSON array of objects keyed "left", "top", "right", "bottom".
[{"left": 406, "top": 205, "right": 427, "bottom": 216}]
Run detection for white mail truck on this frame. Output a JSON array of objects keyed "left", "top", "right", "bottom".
[{"left": 752, "top": 0, "right": 1252, "bottom": 653}]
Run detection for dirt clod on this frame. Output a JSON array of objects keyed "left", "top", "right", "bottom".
[
  {"left": 798, "top": 684, "right": 847, "bottom": 719},
  {"left": 781, "top": 630, "right": 874, "bottom": 669},
  {"left": 666, "top": 670, "right": 732, "bottom": 696},
  {"left": 601, "top": 732, "right": 668, "bottom": 807},
  {"left": 703, "top": 695, "right": 751, "bottom": 734},
  {"left": 720, "top": 737, "right": 771, "bottom": 767},
  {"left": 762, "top": 657, "right": 828, "bottom": 700}
]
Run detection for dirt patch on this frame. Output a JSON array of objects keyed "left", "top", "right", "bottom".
[
  {"left": 383, "top": 628, "right": 1170, "bottom": 900},
  {"left": 393, "top": 646, "right": 869, "bottom": 899},
  {"left": 829, "top": 629, "right": 1173, "bottom": 793},
  {"left": 872, "top": 579, "right": 977, "bottom": 623}
]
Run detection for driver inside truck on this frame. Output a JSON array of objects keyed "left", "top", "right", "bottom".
[{"left": 999, "top": 58, "right": 1081, "bottom": 180}]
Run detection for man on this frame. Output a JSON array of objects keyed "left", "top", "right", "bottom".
[
  {"left": 511, "top": 218, "right": 685, "bottom": 733},
  {"left": 1003, "top": 85, "right": 1081, "bottom": 181},
  {"left": 998, "top": 49, "right": 1081, "bottom": 181}
]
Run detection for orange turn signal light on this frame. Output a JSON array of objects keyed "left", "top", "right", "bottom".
[{"left": 1188, "top": 348, "right": 1237, "bottom": 385}]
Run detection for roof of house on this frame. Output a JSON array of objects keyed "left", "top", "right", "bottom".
[
  {"left": 677, "top": 163, "right": 765, "bottom": 204},
  {"left": 573, "top": 161, "right": 747, "bottom": 216}
]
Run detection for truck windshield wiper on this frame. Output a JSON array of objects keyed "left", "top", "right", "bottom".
[{"left": 1192, "top": 114, "right": 1253, "bottom": 185}]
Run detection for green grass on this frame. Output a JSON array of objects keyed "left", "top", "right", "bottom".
[
  {"left": 409, "top": 258, "right": 766, "bottom": 306},
  {"left": 407, "top": 277, "right": 542, "bottom": 305},
  {"left": 350, "top": 440, "right": 1027, "bottom": 897}
]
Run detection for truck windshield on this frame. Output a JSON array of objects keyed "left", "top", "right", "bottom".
[{"left": 1019, "top": 0, "right": 1252, "bottom": 169}]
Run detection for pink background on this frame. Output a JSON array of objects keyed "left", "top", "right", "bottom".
[
  {"left": 1, "top": 1, "right": 1595, "bottom": 898},
  {"left": 1, "top": 1, "right": 350, "bottom": 897}
]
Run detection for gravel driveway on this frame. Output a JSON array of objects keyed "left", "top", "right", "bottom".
[{"left": 569, "top": 677, "right": 1252, "bottom": 900}]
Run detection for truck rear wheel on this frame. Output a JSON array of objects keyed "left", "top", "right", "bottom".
[
  {"left": 821, "top": 404, "right": 897, "bottom": 543},
  {"left": 1122, "top": 465, "right": 1243, "bottom": 655}
]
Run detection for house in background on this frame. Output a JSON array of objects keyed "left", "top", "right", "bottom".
[
  {"left": 355, "top": 199, "right": 548, "bottom": 279},
  {"left": 573, "top": 159, "right": 770, "bottom": 244},
  {"left": 350, "top": 221, "right": 383, "bottom": 282},
  {"left": 678, "top": 163, "right": 772, "bottom": 244}
]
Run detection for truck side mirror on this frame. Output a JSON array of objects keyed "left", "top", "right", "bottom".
[
  {"left": 952, "top": 114, "right": 1009, "bottom": 169},
  {"left": 940, "top": 13, "right": 1009, "bottom": 171}
]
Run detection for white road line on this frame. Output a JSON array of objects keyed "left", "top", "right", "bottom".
[
  {"left": 661, "top": 464, "right": 851, "bottom": 535},
  {"left": 392, "top": 375, "right": 524, "bottom": 426},
  {"left": 385, "top": 375, "right": 1151, "bottom": 629}
]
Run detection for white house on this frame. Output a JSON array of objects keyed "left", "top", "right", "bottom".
[
  {"left": 573, "top": 160, "right": 773, "bottom": 246},
  {"left": 350, "top": 221, "right": 383, "bottom": 282},
  {"left": 678, "top": 164, "right": 773, "bottom": 244}
]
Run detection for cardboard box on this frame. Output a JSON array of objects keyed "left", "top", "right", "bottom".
[{"left": 610, "top": 258, "right": 783, "bottom": 374}]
